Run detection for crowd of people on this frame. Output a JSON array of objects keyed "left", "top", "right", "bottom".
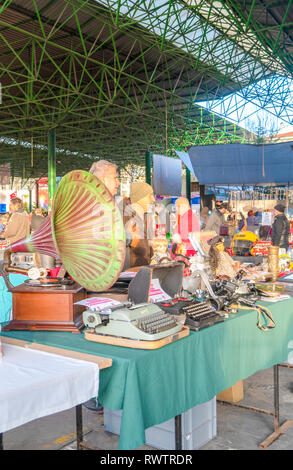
[
  {"left": 200, "top": 201, "right": 291, "bottom": 252},
  {"left": 1, "top": 160, "right": 291, "bottom": 277}
]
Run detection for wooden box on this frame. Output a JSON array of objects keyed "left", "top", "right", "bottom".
[{"left": 3, "top": 282, "right": 86, "bottom": 333}]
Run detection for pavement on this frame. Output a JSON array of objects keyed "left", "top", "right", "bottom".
[{"left": 2, "top": 365, "right": 293, "bottom": 451}]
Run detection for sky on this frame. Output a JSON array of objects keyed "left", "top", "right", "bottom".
[{"left": 197, "top": 75, "right": 293, "bottom": 137}]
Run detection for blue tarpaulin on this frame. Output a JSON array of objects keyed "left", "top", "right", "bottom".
[{"left": 183, "top": 142, "right": 293, "bottom": 185}]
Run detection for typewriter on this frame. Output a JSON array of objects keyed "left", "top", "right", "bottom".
[
  {"left": 83, "top": 301, "right": 183, "bottom": 341},
  {"left": 156, "top": 297, "right": 224, "bottom": 331},
  {"left": 182, "top": 300, "right": 224, "bottom": 331}
]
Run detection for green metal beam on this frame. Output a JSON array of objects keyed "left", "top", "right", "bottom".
[{"left": 48, "top": 128, "right": 56, "bottom": 209}]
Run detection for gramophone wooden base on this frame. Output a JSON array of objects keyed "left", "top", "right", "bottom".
[{"left": 3, "top": 282, "right": 86, "bottom": 334}]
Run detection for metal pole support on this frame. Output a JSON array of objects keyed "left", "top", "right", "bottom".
[
  {"left": 186, "top": 168, "right": 191, "bottom": 202},
  {"left": 175, "top": 414, "right": 182, "bottom": 450},
  {"left": 145, "top": 151, "right": 152, "bottom": 185},
  {"left": 76, "top": 405, "right": 83, "bottom": 450},
  {"left": 48, "top": 128, "right": 56, "bottom": 210}
]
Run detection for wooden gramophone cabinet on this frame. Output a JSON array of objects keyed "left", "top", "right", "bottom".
[{"left": 3, "top": 282, "right": 86, "bottom": 333}]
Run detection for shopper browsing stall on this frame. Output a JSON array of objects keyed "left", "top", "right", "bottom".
[
  {"left": 271, "top": 204, "right": 290, "bottom": 253},
  {"left": 30, "top": 207, "right": 46, "bottom": 233},
  {"left": 3, "top": 198, "right": 30, "bottom": 245},
  {"left": 204, "top": 202, "right": 228, "bottom": 235}
]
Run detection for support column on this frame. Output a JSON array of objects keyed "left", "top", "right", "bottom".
[
  {"left": 186, "top": 167, "right": 191, "bottom": 202},
  {"left": 29, "top": 189, "right": 32, "bottom": 212},
  {"left": 35, "top": 181, "right": 39, "bottom": 208},
  {"left": 145, "top": 151, "right": 152, "bottom": 185},
  {"left": 48, "top": 129, "right": 56, "bottom": 210}
]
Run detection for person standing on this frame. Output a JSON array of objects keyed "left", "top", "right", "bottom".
[
  {"left": 30, "top": 207, "right": 46, "bottom": 233},
  {"left": 204, "top": 202, "right": 228, "bottom": 235},
  {"left": 271, "top": 204, "right": 290, "bottom": 252},
  {"left": 3, "top": 198, "right": 30, "bottom": 245}
]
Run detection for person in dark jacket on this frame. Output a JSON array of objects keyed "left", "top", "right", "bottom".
[{"left": 271, "top": 204, "right": 290, "bottom": 251}]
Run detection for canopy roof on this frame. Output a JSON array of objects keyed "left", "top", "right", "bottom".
[
  {"left": 0, "top": 0, "right": 291, "bottom": 179},
  {"left": 186, "top": 141, "right": 293, "bottom": 185}
]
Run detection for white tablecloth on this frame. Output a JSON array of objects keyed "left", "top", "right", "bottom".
[{"left": 0, "top": 343, "right": 99, "bottom": 433}]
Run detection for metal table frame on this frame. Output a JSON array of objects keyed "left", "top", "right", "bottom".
[
  {"left": 0, "top": 405, "right": 90, "bottom": 451},
  {"left": 217, "top": 363, "right": 293, "bottom": 449}
]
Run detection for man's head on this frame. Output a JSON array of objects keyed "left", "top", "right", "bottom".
[
  {"left": 175, "top": 197, "right": 190, "bottom": 216},
  {"left": 130, "top": 182, "right": 155, "bottom": 212},
  {"left": 89, "top": 159, "right": 120, "bottom": 196},
  {"left": 273, "top": 204, "right": 285, "bottom": 216},
  {"left": 9, "top": 197, "right": 23, "bottom": 213},
  {"left": 218, "top": 202, "right": 228, "bottom": 214}
]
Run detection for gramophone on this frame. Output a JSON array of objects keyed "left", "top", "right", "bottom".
[{"left": 1, "top": 170, "right": 126, "bottom": 333}]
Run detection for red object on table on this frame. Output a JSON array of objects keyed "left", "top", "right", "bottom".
[
  {"left": 49, "top": 267, "right": 74, "bottom": 280},
  {"left": 278, "top": 270, "right": 293, "bottom": 278},
  {"left": 251, "top": 240, "right": 272, "bottom": 256}
]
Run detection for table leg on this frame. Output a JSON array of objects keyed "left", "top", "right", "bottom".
[
  {"left": 259, "top": 364, "right": 293, "bottom": 449},
  {"left": 217, "top": 364, "right": 293, "bottom": 449},
  {"left": 274, "top": 364, "right": 280, "bottom": 432},
  {"left": 175, "top": 415, "right": 182, "bottom": 450},
  {"left": 76, "top": 405, "right": 83, "bottom": 450}
]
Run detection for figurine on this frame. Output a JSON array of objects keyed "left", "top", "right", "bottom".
[{"left": 150, "top": 238, "right": 172, "bottom": 265}]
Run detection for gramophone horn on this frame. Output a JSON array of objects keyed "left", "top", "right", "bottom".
[{"left": 6, "top": 170, "right": 126, "bottom": 291}]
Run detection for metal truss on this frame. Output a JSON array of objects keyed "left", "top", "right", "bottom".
[
  {"left": 199, "top": 74, "right": 293, "bottom": 132},
  {"left": 185, "top": 0, "right": 293, "bottom": 126},
  {"left": 0, "top": 0, "right": 291, "bottom": 178}
]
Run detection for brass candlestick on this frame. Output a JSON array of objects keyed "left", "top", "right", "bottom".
[{"left": 268, "top": 246, "right": 279, "bottom": 282}]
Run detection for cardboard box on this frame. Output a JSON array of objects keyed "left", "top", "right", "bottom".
[{"left": 217, "top": 380, "right": 244, "bottom": 403}]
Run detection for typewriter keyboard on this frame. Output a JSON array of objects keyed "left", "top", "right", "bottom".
[
  {"left": 183, "top": 301, "right": 224, "bottom": 330},
  {"left": 137, "top": 311, "right": 178, "bottom": 334},
  {"left": 181, "top": 301, "right": 217, "bottom": 320}
]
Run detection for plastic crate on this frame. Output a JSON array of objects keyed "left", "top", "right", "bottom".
[{"left": 104, "top": 397, "right": 217, "bottom": 450}]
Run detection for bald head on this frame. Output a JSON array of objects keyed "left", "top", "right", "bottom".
[{"left": 89, "top": 159, "right": 120, "bottom": 196}]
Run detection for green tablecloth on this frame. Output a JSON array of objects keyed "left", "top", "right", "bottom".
[{"left": 2, "top": 298, "right": 293, "bottom": 450}]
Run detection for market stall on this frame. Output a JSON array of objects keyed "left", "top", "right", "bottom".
[
  {"left": 1, "top": 167, "right": 293, "bottom": 451},
  {"left": 1, "top": 297, "right": 293, "bottom": 450}
]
